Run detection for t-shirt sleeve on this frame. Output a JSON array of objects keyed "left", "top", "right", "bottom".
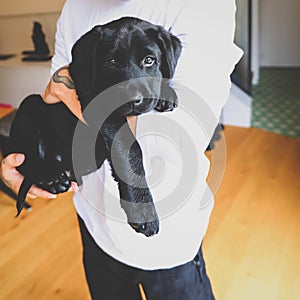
[
  {"left": 170, "top": 0, "right": 243, "bottom": 137},
  {"left": 50, "top": 0, "right": 72, "bottom": 75}
]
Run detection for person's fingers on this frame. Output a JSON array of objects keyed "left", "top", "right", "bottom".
[
  {"left": 2, "top": 153, "right": 25, "bottom": 167},
  {"left": 70, "top": 181, "right": 79, "bottom": 192},
  {"left": 0, "top": 154, "right": 25, "bottom": 192},
  {"left": 1, "top": 156, "right": 78, "bottom": 200},
  {"left": 28, "top": 181, "right": 79, "bottom": 199},
  {"left": 27, "top": 185, "right": 57, "bottom": 199},
  {"left": 1, "top": 154, "right": 57, "bottom": 199},
  {"left": 27, "top": 192, "right": 37, "bottom": 199}
]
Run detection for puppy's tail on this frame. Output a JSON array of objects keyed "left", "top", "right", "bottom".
[
  {"left": 0, "top": 134, "right": 32, "bottom": 211},
  {"left": 16, "top": 177, "right": 32, "bottom": 217}
]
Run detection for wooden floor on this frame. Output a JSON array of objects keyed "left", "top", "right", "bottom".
[
  {"left": 0, "top": 125, "right": 299, "bottom": 300},
  {"left": 204, "top": 126, "right": 300, "bottom": 300}
]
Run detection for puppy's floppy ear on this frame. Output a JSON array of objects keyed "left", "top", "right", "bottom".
[
  {"left": 69, "top": 26, "right": 103, "bottom": 97},
  {"left": 154, "top": 28, "right": 182, "bottom": 112},
  {"left": 157, "top": 29, "right": 182, "bottom": 79}
]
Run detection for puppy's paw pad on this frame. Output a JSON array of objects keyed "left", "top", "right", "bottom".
[
  {"left": 155, "top": 99, "right": 177, "bottom": 112},
  {"left": 130, "top": 220, "right": 159, "bottom": 237},
  {"left": 38, "top": 172, "right": 71, "bottom": 194}
]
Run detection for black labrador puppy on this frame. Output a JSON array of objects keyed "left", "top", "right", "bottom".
[{"left": 1, "top": 17, "right": 182, "bottom": 237}]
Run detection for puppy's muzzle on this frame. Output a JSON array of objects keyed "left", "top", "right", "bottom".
[
  {"left": 130, "top": 97, "right": 158, "bottom": 115},
  {"left": 123, "top": 78, "right": 161, "bottom": 115}
]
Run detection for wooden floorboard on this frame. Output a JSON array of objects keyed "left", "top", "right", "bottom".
[
  {"left": 204, "top": 126, "right": 300, "bottom": 300},
  {"left": 0, "top": 192, "right": 90, "bottom": 300},
  {"left": 0, "top": 125, "right": 299, "bottom": 299}
]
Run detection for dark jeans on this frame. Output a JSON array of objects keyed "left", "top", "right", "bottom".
[{"left": 78, "top": 215, "right": 215, "bottom": 300}]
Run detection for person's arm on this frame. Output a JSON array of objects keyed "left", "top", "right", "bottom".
[
  {"left": 0, "top": 65, "right": 136, "bottom": 200},
  {"left": 42, "top": 65, "right": 85, "bottom": 121},
  {"left": 43, "top": 65, "right": 137, "bottom": 131},
  {"left": 0, "top": 64, "right": 79, "bottom": 198},
  {"left": 170, "top": 0, "right": 242, "bottom": 148}
]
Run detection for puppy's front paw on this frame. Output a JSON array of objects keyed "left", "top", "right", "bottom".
[
  {"left": 129, "top": 219, "right": 159, "bottom": 237},
  {"left": 155, "top": 83, "right": 178, "bottom": 112},
  {"left": 122, "top": 199, "right": 160, "bottom": 237},
  {"left": 155, "top": 99, "right": 177, "bottom": 112},
  {"left": 37, "top": 172, "right": 71, "bottom": 194}
]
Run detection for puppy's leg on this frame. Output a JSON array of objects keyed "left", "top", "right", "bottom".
[
  {"left": 101, "top": 117, "right": 159, "bottom": 237},
  {"left": 7, "top": 95, "right": 71, "bottom": 215}
]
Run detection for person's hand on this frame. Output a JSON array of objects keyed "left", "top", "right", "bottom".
[
  {"left": 42, "top": 65, "right": 84, "bottom": 122},
  {"left": 43, "top": 66, "right": 138, "bottom": 131},
  {"left": 42, "top": 65, "right": 77, "bottom": 104},
  {"left": 0, "top": 153, "right": 58, "bottom": 199},
  {"left": 0, "top": 153, "right": 79, "bottom": 198}
]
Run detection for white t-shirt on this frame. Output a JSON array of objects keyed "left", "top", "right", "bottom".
[{"left": 52, "top": 0, "right": 242, "bottom": 270}]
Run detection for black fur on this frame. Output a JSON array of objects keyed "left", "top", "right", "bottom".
[{"left": 1, "top": 17, "right": 182, "bottom": 237}]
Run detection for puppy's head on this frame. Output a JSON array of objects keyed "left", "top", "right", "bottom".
[{"left": 69, "top": 17, "right": 182, "bottom": 117}]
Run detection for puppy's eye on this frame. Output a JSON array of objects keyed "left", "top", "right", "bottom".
[
  {"left": 106, "top": 59, "right": 116, "bottom": 67},
  {"left": 142, "top": 56, "right": 156, "bottom": 68}
]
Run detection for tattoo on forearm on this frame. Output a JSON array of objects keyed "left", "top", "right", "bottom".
[{"left": 53, "top": 66, "right": 76, "bottom": 89}]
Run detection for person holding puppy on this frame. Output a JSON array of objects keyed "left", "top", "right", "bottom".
[{"left": 0, "top": 0, "right": 242, "bottom": 299}]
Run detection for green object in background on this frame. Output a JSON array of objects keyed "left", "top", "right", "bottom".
[{"left": 251, "top": 67, "right": 300, "bottom": 139}]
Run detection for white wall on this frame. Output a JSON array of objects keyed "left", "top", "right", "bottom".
[{"left": 260, "top": 0, "right": 300, "bottom": 66}]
